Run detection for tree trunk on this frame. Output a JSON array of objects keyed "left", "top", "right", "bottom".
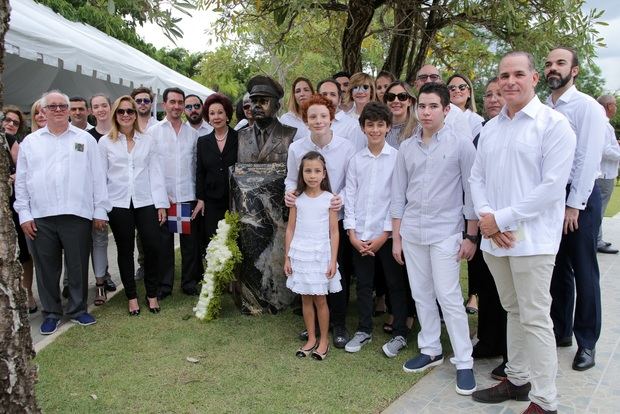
[
  {"left": 0, "top": 0, "right": 40, "bottom": 411},
  {"left": 341, "top": 0, "right": 376, "bottom": 73},
  {"left": 405, "top": 4, "right": 440, "bottom": 84},
  {"left": 381, "top": 1, "right": 416, "bottom": 78}
]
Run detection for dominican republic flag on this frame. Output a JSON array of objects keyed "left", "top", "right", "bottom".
[{"left": 166, "top": 202, "right": 192, "bottom": 234}]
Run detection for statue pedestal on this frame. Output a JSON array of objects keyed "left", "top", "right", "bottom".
[{"left": 230, "top": 163, "right": 296, "bottom": 314}]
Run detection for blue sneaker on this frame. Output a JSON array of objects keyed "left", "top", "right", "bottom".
[
  {"left": 40, "top": 318, "right": 61, "bottom": 335},
  {"left": 456, "top": 368, "right": 477, "bottom": 395},
  {"left": 70, "top": 312, "right": 97, "bottom": 326},
  {"left": 403, "top": 353, "right": 444, "bottom": 373}
]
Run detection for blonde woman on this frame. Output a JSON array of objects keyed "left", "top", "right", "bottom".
[
  {"left": 447, "top": 73, "right": 484, "bottom": 138},
  {"left": 346, "top": 72, "right": 376, "bottom": 119},
  {"left": 30, "top": 100, "right": 47, "bottom": 132},
  {"left": 98, "top": 96, "right": 169, "bottom": 315},
  {"left": 383, "top": 81, "right": 418, "bottom": 149}
]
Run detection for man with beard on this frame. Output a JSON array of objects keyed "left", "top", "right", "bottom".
[
  {"left": 237, "top": 75, "right": 295, "bottom": 163},
  {"left": 544, "top": 47, "right": 607, "bottom": 371},
  {"left": 184, "top": 94, "right": 213, "bottom": 137},
  {"left": 131, "top": 87, "right": 159, "bottom": 132}
]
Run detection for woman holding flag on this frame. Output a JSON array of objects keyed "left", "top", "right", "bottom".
[{"left": 98, "top": 95, "right": 169, "bottom": 315}]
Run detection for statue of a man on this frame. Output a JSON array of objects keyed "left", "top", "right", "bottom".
[{"left": 237, "top": 75, "right": 296, "bottom": 163}]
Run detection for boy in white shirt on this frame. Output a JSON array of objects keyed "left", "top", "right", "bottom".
[
  {"left": 391, "top": 83, "right": 477, "bottom": 395},
  {"left": 343, "top": 102, "right": 410, "bottom": 357}
]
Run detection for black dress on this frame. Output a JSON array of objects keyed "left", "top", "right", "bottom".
[{"left": 195, "top": 127, "right": 239, "bottom": 247}]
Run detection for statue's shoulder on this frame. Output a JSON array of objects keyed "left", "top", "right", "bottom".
[
  {"left": 273, "top": 120, "right": 297, "bottom": 137},
  {"left": 238, "top": 128, "right": 254, "bottom": 140}
]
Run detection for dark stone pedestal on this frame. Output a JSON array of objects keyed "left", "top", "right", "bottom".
[{"left": 230, "top": 163, "right": 296, "bottom": 314}]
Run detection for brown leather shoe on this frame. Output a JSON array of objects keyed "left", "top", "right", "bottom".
[
  {"left": 521, "top": 402, "right": 557, "bottom": 413},
  {"left": 472, "top": 378, "right": 531, "bottom": 403}
]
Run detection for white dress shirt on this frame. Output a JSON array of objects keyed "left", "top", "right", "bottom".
[
  {"left": 194, "top": 120, "right": 214, "bottom": 137},
  {"left": 332, "top": 110, "right": 367, "bottom": 152},
  {"left": 148, "top": 119, "right": 198, "bottom": 203},
  {"left": 146, "top": 117, "right": 159, "bottom": 130},
  {"left": 445, "top": 103, "right": 474, "bottom": 141},
  {"left": 469, "top": 96, "right": 576, "bottom": 257},
  {"left": 98, "top": 131, "right": 169, "bottom": 210},
  {"left": 285, "top": 135, "right": 355, "bottom": 219},
  {"left": 234, "top": 119, "right": 249, "bottom": 131},
  {"left": 344, "top": 144, "right": 397, "bottom": 240},
  {"left": 546, "top": 85, "right": 607, "bottom": 209},
  {"left": 463, "top": 109, "right": 484, "bottom": 139},
  {"left": 14, "top": 125, "right": 111, "bottom": 223},
  {"left": 391, "top": 123, "right": 476, "bottom": 245},
  {"left": 599, "top": 122, "right": 620, "bottom": 179},
  {"left": 280, "top": 111, "right": 310, "bottom": 142}
]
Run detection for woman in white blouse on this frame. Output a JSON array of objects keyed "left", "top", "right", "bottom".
[
  {"left": 280, "top": 77, "right": 313, "bottom": 141},
  {"left": 98, "top": 96, "right": 169, "bottom": 315},
  {"left": 447, "top": 73, "right": 484, "bottom": 138}
]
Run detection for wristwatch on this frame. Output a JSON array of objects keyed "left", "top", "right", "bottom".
[{"left": 462, "top": 232, "right": 479, "bottom": 243}]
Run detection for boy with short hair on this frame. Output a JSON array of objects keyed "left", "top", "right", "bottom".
[
  {"left": 391, "top": 83, "right": 478, "bottom": 395},
  {"left": 343, "top": 101, "right": 410, "bottom": 357}
]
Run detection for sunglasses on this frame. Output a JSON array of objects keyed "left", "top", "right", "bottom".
[
  {"left": 385, "top": 92, "right": 410, "bottom": 102},
  {"left": 352, "top": 85, "right": 371, "bottom": 94},
  {"left": 3, "top": 118, "right": 20, "bottom": 126},
  {"left": 116, "top": 108, "right": 136, "bottom": 116},
  {"left": 416, "top": 74, "right": 440, "bottom": 82},
  {"left": 243, "top": 104, "right": 251, "bottom": 110},
  {"left": 135, "top": 98, "right": 151, "bottom": 105},
  {"left": 45, "top": 104, "right": 69, "bottom": 112},
  {"left": 185, "top": 103, "right": 201, "bottom": 110},
  {"left": 448, "top": 84, "right": 470, "bottom": 92}
]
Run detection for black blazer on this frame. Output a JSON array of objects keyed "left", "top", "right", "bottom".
[{"left": 196, "top": 127, "right": 239, "bottom": 205}]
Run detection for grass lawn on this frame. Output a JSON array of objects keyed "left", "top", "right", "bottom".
[
  {"left": 604, "top": 182, "right": 620, "bottom": 217},
  {"left": 35, "top": 256, "right": 476, "bottom": 413}
]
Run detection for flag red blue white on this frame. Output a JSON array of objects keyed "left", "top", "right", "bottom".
[{"left": 166, "top": 202, "right": 192, "bottom": 234}]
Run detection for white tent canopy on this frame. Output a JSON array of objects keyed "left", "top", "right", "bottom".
[{"left": 4, "top": 0, "right": 214, "bottom": 111}]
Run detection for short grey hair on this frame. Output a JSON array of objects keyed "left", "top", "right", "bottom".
[
  {"left": 40, "top": 90, "right": 70, "bottom": 107},
  {"left": 597, "top": 94, "right": 616, "bottom": 106},
  {"left": 500, "top": 51, "right": 536, "bottom": 72}
]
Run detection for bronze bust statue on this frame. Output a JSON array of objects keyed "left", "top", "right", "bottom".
[{"left": 237, "top": 75, "right": 296, "bottom": 163}]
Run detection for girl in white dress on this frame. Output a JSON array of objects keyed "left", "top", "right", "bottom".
[{"left": 284, "top": 151, "right": 341, "bottom": 360}]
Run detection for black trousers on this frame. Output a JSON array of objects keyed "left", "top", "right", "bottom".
[
  {"left": 352, "top": 239, "right": 409, "bottom": 337},
  {"left": 551, "top": 184, "right": 602, "bottom": 349},
  {"left": 108, "top": 204, "right": 161, "bottom": 299},
  {"left": 159, "top": 201, "right": 204, "bottom": 295},
  {"left": 328, "top": 220, "right": 353, "bottom": 328},
  {"left": 202, "top": 201, "right": 228, "bottom": 248}
]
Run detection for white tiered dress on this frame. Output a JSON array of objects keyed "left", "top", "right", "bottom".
[{"left": 286, "top": 191, "right": 342, "bottom": 295}]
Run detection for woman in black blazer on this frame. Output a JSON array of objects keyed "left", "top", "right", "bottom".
[{"left": 195, "top": 93, "right": 238, "bottom": 248}]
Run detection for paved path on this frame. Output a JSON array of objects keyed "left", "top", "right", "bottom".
[{"left": 384, "top": 214, "right": 620, "bottom": 414}]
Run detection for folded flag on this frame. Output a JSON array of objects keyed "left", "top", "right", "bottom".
[{"left": 166, "top": 202, "right": 192, "bottom": 234}]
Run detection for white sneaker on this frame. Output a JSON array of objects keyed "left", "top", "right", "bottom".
[
  {"left": 382, "top": 336, "right": 407, "bottom": 358},
  {"left": 344, "top": 331, "right": 372, "bottom": 353}
]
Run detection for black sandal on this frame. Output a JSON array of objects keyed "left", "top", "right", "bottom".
[
  {"left": 383, "top": 322, "right": 393, "bottom": 334},
  {"left": 145, "top": 296, "right": 160, "bottom": 313},
  {"left": 94, "top": 283, "right": 107, "bottom": 306}
]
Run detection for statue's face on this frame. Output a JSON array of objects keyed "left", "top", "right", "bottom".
[{"left": 250, "top": 96, "right": 277, "bottom": 120}]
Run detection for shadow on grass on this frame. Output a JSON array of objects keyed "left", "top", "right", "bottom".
[{"left": 35, "top": 257, "right": 476, "bottom": 413}]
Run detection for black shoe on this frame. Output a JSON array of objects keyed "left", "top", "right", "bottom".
[
  {"left": 62, "top": 285, "right": 69, "bottom": 299},
  {"left": 491, "top": 361, "right": 507, "bottom": 380},
  {"left": 145, "top": 296, "right": 161, "bottom": 314},
  {"left": 103, "top": 278, "right": 117, "bottom": 292},
  {"left": 157, "top": 291, "right": 172, "bottom": 300},
  {"left": 572, "top": 347, "right": 595, "bottom": 371},
  {"left": 182, "top": 287, "right": 199, "bottom": 296},
  {"left": 597, "top": 245, "right": 619, "bottom": 254},
  {"left": 555, "top": 336, "right": 572, "bottom": 347},
  {"left": 471, "top": 378, "right": 531, "bottom": 403},
  {"left": 333, "top": 326, "right": 349, "bottom": 349},
  {"left": 472, "top": 342, "right": 503, "bottom": 359}
]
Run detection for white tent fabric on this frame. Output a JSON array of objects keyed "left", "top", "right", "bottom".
[{"left": 4, "top": 0, "right": 214, "bottom": 111}]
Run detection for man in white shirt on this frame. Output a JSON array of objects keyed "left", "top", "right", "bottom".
[
  {"left": 413, "top": 64, "right": 474, "bottom": 141},
  {"left": 69, "top": 96, "right": 93, "bottom": 130},
  {"left": 595, "top": 94, "right": 620, "bottom": 254},
  {"left": 317, "top": 78, "right": 367, "bottom": 152},
  {"left": 469, "top": 51, "right": 575, "bottom": 414},
  {"left": 185, "top": 94, "right": 213, "bottom": 137},
  {"left": 15, "top": 90, "right": 111, "bottom": 335},
  {"left": 131, "top": 87, "right": 159, "bottom": 132},
  {"left": 545, "top": 47, "right": 606, "bottom": 372},
  {"left": 149, "top": 87, "right": 203, "bottom": 298}
]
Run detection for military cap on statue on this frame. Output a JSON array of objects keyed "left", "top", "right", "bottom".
[{"left": 247, "top": 75, "right": 285, "bottom": 100}]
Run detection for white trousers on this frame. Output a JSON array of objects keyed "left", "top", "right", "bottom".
[
  {"left": 403, "top": 233, "right": 473, "bottom": 370},
  {"left": 483, "top": 252, "right": 558, "bottom": 411}
]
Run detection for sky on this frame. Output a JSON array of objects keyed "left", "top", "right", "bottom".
[{"left": 138, "top": 1, "right": 620, "bottom": 92}]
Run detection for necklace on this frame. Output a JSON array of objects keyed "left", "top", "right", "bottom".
[{"left": 215, "top": 131, "right": 228, "bottom": 142}]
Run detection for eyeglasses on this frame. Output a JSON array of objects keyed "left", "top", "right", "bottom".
[
  {"left": 448, "top": 84, "right": 470, "bottom": 92},
  {"left": 352, "top": 85, "right": 371, "bottom": 94},
  {"left": 385, "top": 92, "right": 410, "bottom": 102},
  {"left": 135, "top": 98, "right": 151, "bottom": 105},
  {"left": 116, "top": 108, "right": 136, "bottom": 116},
  {"left": 416, "top": 74, "right": 441, "bottom": 82},
  {"left": 45, "top": 104, "right": 69, "bottom": 112},
  {"left": 185, "top": 103, "right": 201, "bottom": 110},
  {"left": 2, "top": 118, "right": 20, "bottom": 126}
]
